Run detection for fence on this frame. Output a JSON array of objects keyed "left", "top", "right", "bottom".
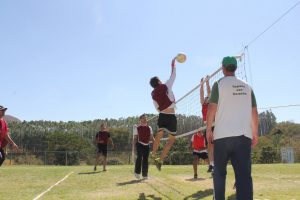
[{"left": 3, "top": 147, "right": 300, "bottom": 166}]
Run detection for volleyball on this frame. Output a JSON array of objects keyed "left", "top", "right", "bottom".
[{"left": 175, "top": 53, "right": 187, "bottom": 63}]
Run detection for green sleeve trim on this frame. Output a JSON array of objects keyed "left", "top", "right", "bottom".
[
  {"left": 209, "top": 82, "right": 219, "bottom": 104},
  {"left": 251, "top": 89, "right": 257, "bottom": 107}
]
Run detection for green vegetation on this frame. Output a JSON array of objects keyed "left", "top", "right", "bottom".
[{"left": 5, "top": 111, "right": 300, "bottom": 165}]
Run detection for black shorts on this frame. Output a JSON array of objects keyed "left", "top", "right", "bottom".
[
  {"left": 157, "top": 113, "right": 177, "bottom": 135},
  {"left": 193, "top": 151, "right": 208, "bottom": 160},
  {"left": 97, "top": 144, "right": 108, "bottom": 157}
]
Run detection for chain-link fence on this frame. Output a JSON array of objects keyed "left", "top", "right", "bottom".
[{"left": 3, "top": 147, "right": 300, "bottom": 166}]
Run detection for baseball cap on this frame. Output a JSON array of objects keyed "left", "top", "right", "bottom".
[
  {"left": 222, "top": 56, "right": 237, "bottom": 69},
  {"left": 0, "top": 105, "right": 7, "bottom": 111}
]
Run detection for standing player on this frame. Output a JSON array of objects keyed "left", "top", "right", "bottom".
[
  {"left": 0, "top": 105, "right": 19, "bottom": 166},
  {"left": 149, "top": 58, "right": 177, "bottom": 171},
  {"left": 190, "top": 130, "right": 209, "bottom": 179},
  {"left": 133, "top": 114, "right": 155, "bottom": 179},
  {"left": 94, "top": 124, "right": 114, "bottom": 172},
  {"left": 207, "top": 56, "right": 258, "bottom": 200},
  {"left": 200, "top": 76, "right": 214, "bottom": 173}
]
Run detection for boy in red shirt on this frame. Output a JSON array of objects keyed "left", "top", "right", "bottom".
[
  {"left": 133, "top": 114, "right": 155, "bottom": 179},
  {"left": 190, "top": 130, "right": 208, "bottom": 179},
  {"left": 0, "top": 105, "right": 19, "bottom": 166},
  {"left": 94, "top": 124, "right": 114, "bottom": 171}
]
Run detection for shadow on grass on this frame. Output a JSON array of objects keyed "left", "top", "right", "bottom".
[
  {"left": 183, "top": 188, "right": 214, "bottom": 200},
  {"left": 185, "top": 177, "right": 207, "bottom": 182},
  {"left": 78, "top": 171, "right": 101, "bottom": 175},
  {"left": 227, "top": 193, "right": 236, "bottom": 200},
  {"left": 138, "top": 193, "right": 162, "bottom": 200},
  {"left": 117, "top": 179, "right": 143, "bottom": 186}
]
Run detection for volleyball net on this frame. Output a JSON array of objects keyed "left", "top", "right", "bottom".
[{"left": 153, "top": 54, "right": 248, "bottom": 140}]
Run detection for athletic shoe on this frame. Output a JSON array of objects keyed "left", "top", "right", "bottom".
[
  {"left": 103, "top": 169, "right": 107, "bottom": 172},
  {"left": 150, "top": 152, "right": 158, "bottom": 161},
  {"left": 194, "top": 174, "right": 198, "bottom": 179},
  {"left": 207, "top": 165, "right": 214, "bottom": 173},
  {"left": 154, "top": 158, "right": 162, "bottom": 171},
  {"left": 142, "top": 176, "right": 148, "bottom": 179},
  {"left": 134, "top": 173, "right": 140, "bottom": 179},
  {"left": 94, "top": 166, "right": 97, "bottom": 171}
]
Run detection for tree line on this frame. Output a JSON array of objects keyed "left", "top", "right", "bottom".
[{"left": 5, "top": 111, "right": 300, "bottom": 165}]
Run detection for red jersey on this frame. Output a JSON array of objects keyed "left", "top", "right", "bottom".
[
  {"left": 95, "top": 131, "right": 110, "bottom": 145},
  {"left": 151, "top": 84, "right": 173, "bottom": 111},
  {"left": 0, "top": 119, "right": 8, "bottom": 148},
  {"left": 202, "top": 103, "right": 208, "bottom": 122},
  {"left": 134, "top": 125, "right": 153, "bottom": 145},
  {"left": 191, "top": 133, "right": 206, "bottom": 152}
]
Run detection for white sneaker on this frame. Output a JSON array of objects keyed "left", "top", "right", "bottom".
[
  {"left": 134, "top": 173, "right": 140, "bottom": 179},
  {"left": 142, "top": 176, "right": 148, "bottom": 180}
]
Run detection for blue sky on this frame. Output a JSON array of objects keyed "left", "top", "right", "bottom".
[{"left": 1, "top": 0, "right": 300, "bottom": 123}]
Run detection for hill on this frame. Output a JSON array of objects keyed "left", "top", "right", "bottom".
[{"left": 3, "top": 115, "right": 21, "bottom": 123}]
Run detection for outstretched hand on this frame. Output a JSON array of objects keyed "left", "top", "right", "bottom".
[
  {"left": 171, "top": 58, "right": 176, "bottom": 68},
  {"left": 251, "top": 133, "right": 258, "bottom": 147},
  {"left": 205, "top": 75, "right": 210, "bottom": 82},
  {"left": 12, "top": 143, "right": 20, "bottom": 153}
]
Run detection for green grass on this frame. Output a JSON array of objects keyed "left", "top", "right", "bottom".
[{"left": 0, "top": 164, "right": 300, "bottom": 200}]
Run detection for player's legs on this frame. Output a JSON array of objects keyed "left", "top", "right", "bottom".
[
  {"left": 160, "top": 134, "right": 175, "bottom": 161},
  {"left": 102, "top": 155, "right": 107, "bottom": 171},
  {"left": 102, "top": 146, "right": 108, "bottom": 171},
  {"left": 94, "top": 153, "right": 101, "bottom": 171},
  {"left": 0, "top": 148, "right": 6, "bottom": 166},
  {"left": 142, "top": 145, "right": 150, "bottom": 178},
  {"left": 151, "top": 130, "right": 164, "bottom": 155},
  {"left": 134, "top": 143, "right": 143, "bottom": 175},
  {"left": 208, "top": 142, "right": 214, "bottom": 172},
  {"left": 192, "top": 153, "right": 199, "bottom": 178},
  {"left": 231, "top": 136, "right": 252, "bottom": 200},
  {"left": 213, "top": 138, "right": 231, "bottom": 200}
]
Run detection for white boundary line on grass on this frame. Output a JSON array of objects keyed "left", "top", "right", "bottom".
[
  {"left": 272, "top": 177, "right": 300, "bottom": 183},
  {"left": 33, "top": 171, "right": 74, "bottom": 200}
]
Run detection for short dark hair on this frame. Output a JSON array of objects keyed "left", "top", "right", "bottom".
[
  {"left": 224, "top": 64, "right": 237, "bottom": 72},
  {"left": 150, "top": 77, "right": 160, "bottom": 88},
  {"left": 139, "top": 114, "right": 146, "bottom": 119}
]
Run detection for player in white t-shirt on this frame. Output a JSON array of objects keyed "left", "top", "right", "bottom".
[{"left": 206, "top": 56, "right": 258, "bottom": 200}]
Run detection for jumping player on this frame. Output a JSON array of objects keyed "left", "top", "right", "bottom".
[
  {"left": 133, "top": 114, "right": 155, "bottom": 179},
  {"left": 190, "top": 130, "right": 209, "bottom": 179},
  {"left": 150, "top": 58, "right": 177, "bottom": 171},
  {"left": 94, "top": 124, "right": 114, "bottom": 172},
  {"left": 200, "top": 76, "right": 214, "bottom": 173}
]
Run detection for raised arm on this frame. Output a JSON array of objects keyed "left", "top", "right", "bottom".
[
  {"left": 165, "top": 58, "right": 176, "bottom": 88},
  {"left": 206, "top": 76, "right": 211, "bottom": 97},
  {"left": 200, "top": 78, "right": 205, "bottom": 105}
]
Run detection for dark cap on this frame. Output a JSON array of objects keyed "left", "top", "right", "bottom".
[
  {"left": 222, "top": 56, "right": 237, "bottom": 71},
  {"left": 0, "top": 105, "right": 7, "bottom": 111}
]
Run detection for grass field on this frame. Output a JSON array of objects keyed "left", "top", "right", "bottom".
[{"left": 0, "top": 164, "right": 299, "bottom": 200}]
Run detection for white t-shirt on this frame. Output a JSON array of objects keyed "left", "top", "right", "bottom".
[{"left": 210, "top": 76, "right": 253, "bottom": 140}]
